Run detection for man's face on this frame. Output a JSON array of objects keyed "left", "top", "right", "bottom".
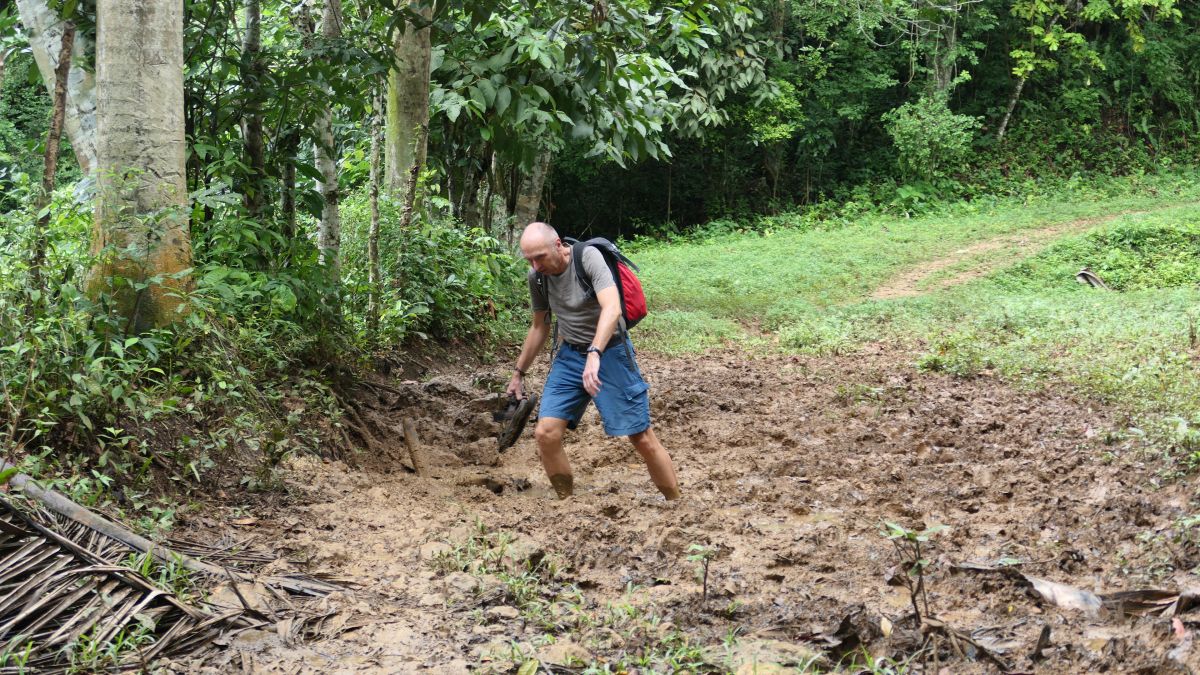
[{"left": 522, "top": 238, "right": 567, "bottom": 275}]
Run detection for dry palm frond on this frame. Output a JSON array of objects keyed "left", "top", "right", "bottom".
[
  {"left": 0, "top": 497, "right": 236, "bottom": 673},
  {"left": 0, "top": 463, "right": 347, "bottom": 671}
]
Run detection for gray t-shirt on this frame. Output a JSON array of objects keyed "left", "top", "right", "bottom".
[{"left": 528, "top": 246, "right": 616, "bottom": 346}]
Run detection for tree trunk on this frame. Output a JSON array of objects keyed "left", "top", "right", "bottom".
[
  {"left": 385, "top": 2, "right": 431, "bottom": 205},
  {"left": 927, "top": 12, "right": 959, "bottom": 96},
  {"left": 240, "top": 0, "right": 266, "bottom": 217},
  {"left": 280, "top": 131, "right": 298, "bottom": 240},
  {"left": 996, "top": 77, "right": 1026, "bottom": 142},
  {"left": 367, "top": 86, "right": 382, "bottom": 332},
  {"left": 29, "top": 22, "right": 74, "bottom": 299},
  {"left": 513, "top": 150, "right": 552, "bottom": 225},
  {"left": 16, "top": 0, "right": 97, "bottom": 175},
  {"left": 89, "top": 0, "right": 192, "bottom": 331},
  {"left": 457, "top": 144, "right": 489, "bottom": 229},
  {"left": 0, "top": 50, "right": 9, "bottom": 95},
  {"left": 314, "top": 0, "right": 343, "bottom": 278},
  {"left": 399, "top": 123, "right": 427, "bottom": 231}
]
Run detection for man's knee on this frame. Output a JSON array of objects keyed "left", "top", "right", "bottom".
[
  {"left": 628, "top": 428, "right": 657, "bottom": 453},
  {"left": 534, "top": 419, "right": 564, "bottom": 445}
]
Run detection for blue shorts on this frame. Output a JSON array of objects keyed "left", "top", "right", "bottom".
[{"left": 539, "top": 337, "right": 651, "bottom": 436}]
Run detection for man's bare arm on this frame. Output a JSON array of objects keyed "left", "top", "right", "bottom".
[
  {"left": 507, "top": 310, "right": 551, "bottom": 397},
  {"left": 590, "top": 286, "right": 622, "bottom": 351},
  {"left": 581, "top": 287, "right": 622, "bottom": 396}
]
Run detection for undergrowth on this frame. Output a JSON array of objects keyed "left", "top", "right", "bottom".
[{"left": 0, "top": 179, "right": 523, "bottom": 530}]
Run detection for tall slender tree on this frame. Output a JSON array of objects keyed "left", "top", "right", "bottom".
[
  {"left": 314, "top": 0, "right": 344, "bottom": 278},
  {"left": 367, "top": 84, "right": 383, "bottom": 331},
  {"left": 15, "top": 0, "right": 97, "bottom": 175},
  {"left": 241, "top": 0, "right": 267, "bottom": 216},
  {"left": 29, "top": 21, "right": 74, "bottom": 298}
]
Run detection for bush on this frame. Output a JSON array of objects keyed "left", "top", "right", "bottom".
[
  {"left": 340, "top": 188, "right": 527, "bottom": 345},
  {"left": 883, "top": 92, "right": 982, "bottom": 182}
]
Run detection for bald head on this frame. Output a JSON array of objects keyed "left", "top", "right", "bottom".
[
  {"left": 520, "top": 222, "right": 570, "bottom": 275},
  {"left": 520, "top": 222, "right": 558, "bottom": 250}
]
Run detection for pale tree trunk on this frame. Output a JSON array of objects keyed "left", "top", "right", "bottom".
[
  {"left": 367, "top": 86, "right": 382, "bottom": 332},
  {"left": 513, "top": 150, "right": 552, "bottom": 225},
  {"left": 996, "top": 77, "right": 1026, "bottom": 142},
  {"left": 0, "top": 50, "right": 9, "bottom": 94},
  {"left": 241, "top": 0, "right": 266, "bottom": 217},
  {"left": 29, "top": 21, "right": 73, "bottom": 299},
  {"left": 89, "top": 0, "right": 192, "bottom": 331},
  {"left": 314, "top": 0, "right": 343, "bottom": 278},
  {"left": 16, "top": 0, "right": 97, "bottom": 175},
  {"left": 385, "top": 2, "right": 431, "bottom": 204}
]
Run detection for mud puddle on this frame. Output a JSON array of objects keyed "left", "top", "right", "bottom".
[{"left": 172, "top": 344, "right": 1200, "bottom": 673}]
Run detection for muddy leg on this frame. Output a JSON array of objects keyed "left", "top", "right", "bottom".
[
  {"left": 629, "top": 427, "right": 681, "bottom": 500},
  {"left": 534, "top": 417, "right": 573, "bottom": 499}
]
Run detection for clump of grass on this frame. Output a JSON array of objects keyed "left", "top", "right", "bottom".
[{"left": 916, "top": 330, "right": 992, "bottom": 378}]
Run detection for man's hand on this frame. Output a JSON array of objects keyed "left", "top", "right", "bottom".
[
  {"left": 506, "top": 372, "right": 525, "bottom": 399},
  {"left": 582, "top": 352, "right": 602, "bottom": 396}
]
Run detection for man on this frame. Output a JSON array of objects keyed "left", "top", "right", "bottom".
[{"left": 506, "top": 222, "right": 681, "bottom": 501}]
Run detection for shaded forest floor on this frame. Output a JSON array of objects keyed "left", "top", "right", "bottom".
[{"left": 169, "top": 341, "right": 1199, "bottom": 673}]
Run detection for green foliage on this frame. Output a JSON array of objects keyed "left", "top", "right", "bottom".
[
  {"left": 743, "top": 78, "right": 803, "bottom": 145},
  {"left": 0, "top": 173, "right": 343, "bottom": 510},
  {"left": 685, "top": 543, "right": 716, "bottom": 602},
  {"left": 550, "top": 0, "right": 1200, "bottom": 236},
  {"left": 66, "top": 619, "right": 155, "bottom": 674},
  {"left": 339, "top": 186, "right": 526, "bottom": 345},
  {"left": 122, "top": 550, "right": 199, "bottom": 603},
  {"left": 0, "top": 51, "right": 80, "bottom": 211},
  {"left": 430, "top": 0, "right": 767, "bottom": 172},
  {"left": 883, "top": 92, "right": 982, "bottom": 182}
]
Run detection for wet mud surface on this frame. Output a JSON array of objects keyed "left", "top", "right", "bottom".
[{"left": 178, "top": 345, "right": 1200, "bottom": 673}]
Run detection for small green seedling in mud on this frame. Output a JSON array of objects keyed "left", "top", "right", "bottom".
[
  {"left": 687, "top": 544, "right": 717, "bottom": 603},
  {"left": 881, "top": 521, "right": 947, "bottom": 624},
  {"left": 0, "top": 638, "right": 33, "bottom": 671},
  {"left": 844, "top": 646, "right": 916, "bottom": 674}
]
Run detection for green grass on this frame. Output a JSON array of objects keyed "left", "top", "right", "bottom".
[{"left": 632, "top": 174, "right": 1200, "bottom": 469}]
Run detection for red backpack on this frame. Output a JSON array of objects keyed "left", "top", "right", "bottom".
[{"left": 566, "top": 237, "right": 647, "bottom": 328}]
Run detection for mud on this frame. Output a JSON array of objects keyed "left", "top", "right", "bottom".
[{"left": 175, "top": 344, "right": 1200, "bottom": 673}]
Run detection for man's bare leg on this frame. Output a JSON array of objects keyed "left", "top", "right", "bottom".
[
  {"left": 629, "top": 427, "right": 681, "bottom": 500},
  {"left": 534, "top": 417, "right": 574, "bottom": 498}
]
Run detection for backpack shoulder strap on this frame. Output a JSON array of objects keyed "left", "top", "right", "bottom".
[
  {"left": 534, "top": 271, "right": 548, "bottom": 300},
  {"left": 571, "top": 241, "right": 593, "bottom": 295}
]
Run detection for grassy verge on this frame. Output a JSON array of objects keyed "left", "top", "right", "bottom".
[{"left": 632, "top": 173, "right": 1200, "bottom": 471}]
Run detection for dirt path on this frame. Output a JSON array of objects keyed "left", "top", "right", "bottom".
[
  {"left": 174, "top": 345, "right": 1200, "bottom": 674},
  {"left": 870, "top": 205, "right": 1188, "bottom": 300}
]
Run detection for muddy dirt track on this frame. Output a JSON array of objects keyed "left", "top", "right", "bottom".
[{"left": 176, "top": 344, "right": 1200, "bottom": 674}]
